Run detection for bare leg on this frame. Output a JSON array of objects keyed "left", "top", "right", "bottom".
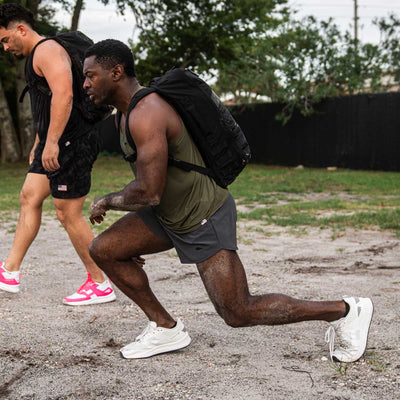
[
  {"left": 5, "top": 173, "right": 50, "bottom": 271},
  {"left": 197, "top": 249, "right": 346, "bottom": 327},
  {"left": 89, "top": 212, "right": 175, "bottom": 327},
  {"left": 53, "top": 196, "right": 104, "bottom": 283}
]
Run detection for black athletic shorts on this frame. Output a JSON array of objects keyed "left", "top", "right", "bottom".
[
  {"left": 28, "top": 128, "right": 100, "bottom": 199},
  {"left": 137, "top": 194, "right": 238, "bottom": 264}
]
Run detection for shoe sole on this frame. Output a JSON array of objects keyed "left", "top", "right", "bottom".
[
  {"left": 0, "top": 281, "right": 20, "bottom": 293},
  {"left": 333, "top": 298, "right": 374, "bottom": 363},
  {"left": 120, "top": 334, "right": 192, "bottom": 359},
  {"left": 62, "top": 292, "right": 116, "bottom": 306}
]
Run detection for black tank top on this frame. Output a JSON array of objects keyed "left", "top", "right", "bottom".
[{"left": 25, "top": 39, "right": 93, "bottom": 144}]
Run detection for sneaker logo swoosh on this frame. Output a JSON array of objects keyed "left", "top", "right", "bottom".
[{"left": 357, "top": 306, "right": 361, "bottom": 317}]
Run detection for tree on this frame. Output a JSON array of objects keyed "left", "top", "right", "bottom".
[
  {"left": 0, "top": 78, "right": 20, "bottom": 162},
  {"left": 216, "top": 15, "right": 400, "bottom": 123},
  {"left": 0, "top": 0, "right": 62, "bottom": 162},
  {"left": 374, "top": 14, "right": 400, "bottom": 85},
  {"left": 129, "top": 0, "right": 290, "bottom": 84}
]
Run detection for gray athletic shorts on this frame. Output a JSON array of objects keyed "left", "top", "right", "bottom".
[{"left": 137, "top": 194, "right": 238, "bottom": 264}]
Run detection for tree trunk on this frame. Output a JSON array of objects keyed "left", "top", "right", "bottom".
[
  {"left": 25, "top": 0, "right": 41, "bottom": 17},
  {"left": 0, "top": 79, "right": 20, "bottom": 163},
  {"left": 71, "top": 0, "right": 84, "bottom": 31},
  {"left": 16, "top": 59, "right": 35, "bottom": 158}
]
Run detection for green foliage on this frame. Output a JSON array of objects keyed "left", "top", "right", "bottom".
[
  {"left": 217, "top": 15, "right": 400, "bottom": 123},
  {"left": 375, "top": 14, "right": 400, "bottom": 83},
  {"left": 129, "top": 0, "right": 289, "bottom": 84},
  {"left": 119, "top": 0, "right": 400, "bottom": 122},
  {"left": 0, "top": 0, "right": 65, "bottom": 145}
]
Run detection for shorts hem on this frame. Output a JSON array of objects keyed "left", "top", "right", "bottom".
[
  {"left": 51, "top": 191, "right": 90, "bottom": 200},
  {"left": 179, "top": 246, "right": 238, "bottom": 264}
]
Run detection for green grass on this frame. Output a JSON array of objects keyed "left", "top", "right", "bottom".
[
  {"left": 1, "top": 157, "right": 400, "bottom": 235},
  {"left": 231, "top": 164, "right": 400, "bottom": 197}
]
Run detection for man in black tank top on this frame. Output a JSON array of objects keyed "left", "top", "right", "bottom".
[
  {"left": 83, "top": 39, "right": 373, "bottom": 363},
  {"left": 0, "top": 3, "right": 116, "bottom": 305}
]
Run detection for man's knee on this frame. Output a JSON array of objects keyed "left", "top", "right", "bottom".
[
  {"left": 54, "top": 198, "right": 84, "bottom": 227},
  {"left": 215, "top": 305, "right": 250, "bottom": 328},
  {"left": 55, "top": 208, "right": 67, "bottom": 227},
  {"left": 20, "top": 186, "right": 44, "bottom": 209},
  {"left": 89, "top": 236, "right": 107, "bottom": 262},
  {"left": 89, "top": 234, "right": 120, "bottom": 263}
]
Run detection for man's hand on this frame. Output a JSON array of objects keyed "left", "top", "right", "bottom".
[
  {"left": 133, "top": 256, "right": 146, "bottom": 267},
  {"left": 29, "top": 134, "right": 40, "bottom": 165},
  {"left": 90, "top": 196, "right": 109, "bottom": 225},
  {"left": 29, "top": 144, "right": 37, "bottom": 165},
  {"left": 29, "top": 147, "right": 35, "bottom": 165},
  {"left": 42, "top": 141, "right": 60, "bottom": 172}
]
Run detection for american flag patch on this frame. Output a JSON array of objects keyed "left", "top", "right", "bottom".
[{"left": 58, "top": 185, "right": 68, "bottom": 191}]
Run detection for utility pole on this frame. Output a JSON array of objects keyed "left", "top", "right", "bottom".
[{"left": 354, "top": 0, "right": 358, "bottom": 43}]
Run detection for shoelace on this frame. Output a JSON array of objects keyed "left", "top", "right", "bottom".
[
  {"left": 325, "top": 326, "right": 336, "bottom": 361},
  {"left": 76, "top": 275, "right": 93, "bottom": 293},
  {"left": 326, "top": 323, "right": 354, "bottom": 362},
  {"left": 135, "top": 322, "right": 156, "bottom": 342}
]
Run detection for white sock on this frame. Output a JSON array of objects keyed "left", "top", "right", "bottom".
[
  {"left": 3, "top": 266, "right": 20, "bottom": 277},
  {"left": 96, "top": 279, "right": 110, "bottom": 290}
]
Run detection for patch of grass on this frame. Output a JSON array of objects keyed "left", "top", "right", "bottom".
[
  {"left": 288, "top": 226, "right": 308, "bottom": 237},
  {"left": 230, "top": 165, "right": 400, "bottom": 198},
  {"left": 1, "top": 158, "right": 400, "bottom": 235},
  {"left": 365, "top": 351, "right": 389, "bottom": 372},
  {"left": 330, "top": 361, "right": 348, "bottom": 376},
  {"left": 244, "top": 225, "right": 276, "bottom": 236},
  {"left": 237, "top": 235, "right": 255, "bottom": 245}
]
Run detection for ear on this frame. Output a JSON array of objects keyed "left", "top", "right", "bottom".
[
  {"left": 15, "top": 24, "right": 28, "bottom": 36},
  {"left": 111, "top": 65, "right": 124, "bottom": 81}
]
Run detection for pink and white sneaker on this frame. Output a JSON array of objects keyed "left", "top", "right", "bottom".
[
  {"left": 0, "top": 261, "right": 21, "bottom": 293},
  {"left": 62, "top": 274, "right": 116, "bottom": 306}
]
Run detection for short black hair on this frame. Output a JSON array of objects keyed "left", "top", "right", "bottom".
[
  {"left": 0, "top": 3, "right": 35, "bottom": 29},
  {"left": 85, "top": 39, "right": 136, "bottom": 77}
]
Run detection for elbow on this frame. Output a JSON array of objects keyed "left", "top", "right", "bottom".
[
  {"left": 53, "top": 90, "right": 73, "bottom": 105},
  {"left": 146, "top": 193, "right": 161, "bottom": 207},
  {"left": 66, "top": 92, "right": 73, "bottom": 107}
]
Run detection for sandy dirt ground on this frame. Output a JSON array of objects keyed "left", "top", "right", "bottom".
[{"left": 0, "top": 211, "right": 399, "bottom": 400}]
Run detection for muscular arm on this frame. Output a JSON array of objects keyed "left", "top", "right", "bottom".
[
  {"left": 90, "top": 95, "right": 170, "bottom": 224},
  {"left": 33, "top": 41, "right": 73, "bottom": 171}
]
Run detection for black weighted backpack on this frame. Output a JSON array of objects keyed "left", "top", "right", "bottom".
[
  {"left": 123, "top": 68, "right": 251, "bottom": 188},
  {"left": 20, "top": 31, "right": 112, "bottom": 124}
]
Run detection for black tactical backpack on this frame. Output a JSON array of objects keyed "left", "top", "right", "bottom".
[
  {"left": 123, "top": 68, "right": 251, "bottom": 188},
  {"left": 20, "top": 31, "right": 112, "bottom": 124}
]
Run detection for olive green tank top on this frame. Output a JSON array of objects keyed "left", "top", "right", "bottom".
[{"left": 120, "top": 120, "right": 229, "bottom": 234}]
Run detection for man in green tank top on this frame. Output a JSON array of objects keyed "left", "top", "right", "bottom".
[{"left": 83, "top": 39, "right": 373, "bottom": 363}]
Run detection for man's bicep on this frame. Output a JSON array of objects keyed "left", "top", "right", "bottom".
[{"left": 130, "top": 115, "right": 169, "bottom": 193}]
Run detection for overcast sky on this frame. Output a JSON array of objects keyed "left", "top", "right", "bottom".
[{"left": 53, "top": 0, "right": 400, "bottom": 45}]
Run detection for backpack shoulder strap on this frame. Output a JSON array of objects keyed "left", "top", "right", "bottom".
[
  {"left": 115, "top": 111, "right": 122, "bottom": 131},
  {"left": 124, "top": 87, "right": 155, "bottom": 152},
  {"left": 19, "top": 38, "right": 51, "bottom": 103},
  {"left": 124, "top": 86, "right": 215, "bottom": 179}
]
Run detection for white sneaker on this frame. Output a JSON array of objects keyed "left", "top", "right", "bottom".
[
  {"left": 120, "top": 318, "right": 191, "bottom": 359},
  {"left": 325, "top": 296, "right": 373, "bottom": 362}
]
